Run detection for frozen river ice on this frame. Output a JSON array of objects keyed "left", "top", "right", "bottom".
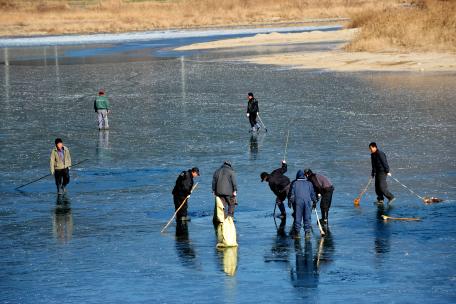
[{"left": 1, "top": 27, "right": 455, "bottom": 303}]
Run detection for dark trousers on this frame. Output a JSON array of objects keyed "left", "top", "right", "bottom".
[
  {"left": 54, "top": 168, "right": 70, "bottom": 191},
  {"left": 219, "top": 195, "right": 236, "bottom": 217},
  {"left": 173, "top": 195, "right": 188, "bottom": 219},
  {"left": 276, "top": 184, "right": 290, "bottom": 215},
  {"left": 248, "top": 112, "right": 257, "bottom": 127},
  {"left": 320, "top": 186, "right": 334, "bottom": 221},
  {"left": 375, "top": 173, "right": 394, "bottom": 201}
]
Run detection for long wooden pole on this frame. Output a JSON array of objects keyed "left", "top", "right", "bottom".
[
  {"left": 161, "top": 183, "right": 198, "bottom": 233},
  {"left": 15, "top": 158, "right": 89, "bottom": 190},
  {"left": 314, "top": 208, "right": 326, "bottom": 236}
]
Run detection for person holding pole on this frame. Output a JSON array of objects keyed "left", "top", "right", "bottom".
[
  {"left": 94, "top": 89, "right": 111, "bottom": 130},
  {"left": 304, "top": 169, "right": 334, "bottom": 227},
  {"left": 369, "top": 142, "right": 395, "bottom": 204},
  {"left": 172, "top": 167, "right": 200, "bottom": 221},
  {"left": 246, "top": 92, "right": 260, "bottom": 132},
  {"left": 260, "top": 160, "right": 290, "bottom": 219},
  {"left": 50, "top": 138, "right": 72, "bottom": 194}
]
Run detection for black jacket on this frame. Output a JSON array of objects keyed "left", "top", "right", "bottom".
[
  {"left": 268, "top": 162, "right": 290, "bottom": 196},
  {"left": 172, "top": 170, "right": 194, "bottom": 197},
  {"left": 212, "top": 163, "right": 237, "bottom": 196},
  {"left": 247, "top": 98, "right": 259, "bottom": 114},
  {"left": 371, "top": 150, "right": 390, "bottom": 177}
]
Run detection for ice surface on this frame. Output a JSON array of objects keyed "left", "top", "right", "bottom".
[{"left": 0, "top": 29, "right": 455, "bottom": 303}]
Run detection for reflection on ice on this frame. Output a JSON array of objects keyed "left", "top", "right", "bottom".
[
  {"left": 52, "top": 194, "right": 73, "bottom": 243},
  {"left": 175, "top": 221, "right": 198, "bottom": 269},
  {"left": 291, "top": 239, "right": 318, "bottom": 288}
]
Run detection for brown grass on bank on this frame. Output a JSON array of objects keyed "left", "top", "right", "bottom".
[
  {"left": 0, "top": 0, "right": 399, "bottom": 37},
  {"left": 345, "top": 0, "right": 456, "bottom": 52}
]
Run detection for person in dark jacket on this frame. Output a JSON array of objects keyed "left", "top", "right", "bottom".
[
  {"left": 304, "top": 169, "right": 334, "bottom": 227},
  {"left": 246, "top": 92, "right": 260, "bottom": 132},
  {"left": 288, "top": 170, "right": 317, "bottom": 239},
  {"left": 172, "top": 167, "right": 200, "bottom": 221},
  {"left": 212, "top": 161, "right": 238, "bottom": 218},
  {"left": 369, "top": 142, "right": 395, "bottom": 204},
  {"left": 261, "top": 160, "right": 291, "bottom": 219}
]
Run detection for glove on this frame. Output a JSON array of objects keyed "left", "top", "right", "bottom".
[
  {"left": 233, "top": 191, "right": 237, "bottom": 197},
  {"left": 317, "top": 193, "right": 321, "bottom": 198},
  {"left": 387, "top": 172, "right": 392, "bottom": 176},
  {"left": 256, "top": 112, "right": 259, "bottom": 115},
  {"left": 282, "top": 160, "right": 286, "bottom": 164},
  {"left": 246, "top": 113, "right": 250, "bottom": 117},
  {"left": 312, "top": 202, "right": 317, "bottom": 210}
]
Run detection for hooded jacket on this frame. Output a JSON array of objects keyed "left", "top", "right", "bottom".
[
  {"left": 212, "top": 163, "right": 237, "bottom": 196},
  {"left": 371, "top": 150, "right": 390, "bottom": 177},
  {"left": 288, "top": 170, "right": 316, "bottom": 205},
  {"left": 268, "top": 162, "right": 290, "bottom": 196},
  {"left": 50, "top": 146, "right": 72, "bottom": 174},
  {"left": 172, "top": 169, "right": 194, "bottom": 197}
]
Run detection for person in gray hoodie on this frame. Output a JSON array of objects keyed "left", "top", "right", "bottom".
[
  {"left": 50, "top": 138, "right": 72, "bottom": 194},
  {"left": 212, "top": 161, "right": 238, "bottom": 218},
  {"left": 288, "top": 170, "right": 317, "bottom": 239}
]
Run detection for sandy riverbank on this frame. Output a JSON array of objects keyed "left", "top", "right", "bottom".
[{"left": 175, "top": 29, "right": 456, "bottom": 72}]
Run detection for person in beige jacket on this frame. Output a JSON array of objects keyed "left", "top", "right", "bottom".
[{"left": 50, "top": 138, "right": 72, "bottom": 194}]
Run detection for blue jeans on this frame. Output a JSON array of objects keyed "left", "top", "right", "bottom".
[{"left": 294, "top": 200, "right": 312, "bottom": 233}]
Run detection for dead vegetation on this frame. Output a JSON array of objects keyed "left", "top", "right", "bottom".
[
  {"left": 345, "top": 0, "right": 456, "bottom": 52},
  {"left": 0, "top": 0, "right": 398, "bottom": 36}
]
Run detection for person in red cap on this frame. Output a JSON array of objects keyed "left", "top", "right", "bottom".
[{"left": 93, "top": 89, "right": 111, "bottom": 130}]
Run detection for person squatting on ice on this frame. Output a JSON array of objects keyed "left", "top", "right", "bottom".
[
  {"left": 94, "top": 89, "right": 111, "bottom": 130},
  {"left": 50, "top": 138, "right": 72, "bottom": 195},
  {"left": 304, "top": 169, "right": 334, "bottom": 227},
  {"left": 212, "top": 161, "right": 238, "bottom": 220},
  {"left": 288, "top": 170, "right": 317, "bottom": 239},
  {"left": 172, "top": 167, "right": 200, "bottom": 221},
  {"left": 260, "top": 160, "right": 291, "bottom": 219},
  {"left": 246, "top": 92, "right": 260, "bottom": 132},
  {"left": 369, "top": 142, "right": 395, "bottom": 204}
]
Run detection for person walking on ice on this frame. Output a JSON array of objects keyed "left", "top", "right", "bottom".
[
  {"left": 94, "top": 89, "right": 110, "bottom": 130},
  {"left": 50, "top": 138, "right": 72, "bottom": 194},
  {"left": 369, "top": 142, "right": 395, "bottom": 204},
  {"left": 246, "top": 92, "right": 260, "bottom": 132}
]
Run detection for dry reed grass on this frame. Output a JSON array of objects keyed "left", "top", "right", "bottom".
[
  {"left": 0, "top": 0, "right": 399, "bottom": 37},
  {"left": 345, "top": 0, "right": 456, "bottom": 52}
]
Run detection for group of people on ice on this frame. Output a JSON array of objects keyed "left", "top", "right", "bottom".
[{"left": 48, "top": 91, "right": 395, "bottom": 240}]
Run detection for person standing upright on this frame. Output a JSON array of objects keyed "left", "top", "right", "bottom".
[
  {"left": 260, "top": 160, "right": 291, "bottom": 219},
  {"left": 288, "top": 170, "right": 317, "bottom": 239},
  {"left": 304, "top": 169, "right": 334, "bottom": 227},
  {"left": 369, "top": 142, "right": 395, "bottom": 204},
  {"left": 94, "top": 89, "right": 110, "bottom": 130},
  {"left": 172, "top": 167, "right": 200, "bottom": 221},
  {"left": 50, "top": 138, "right": 72, "bottom": 194},
  {"left": 246, "top": 92, "right": 260, "bottom": 132},
  {"left": 212, "top": 161, "right": 238, "bottom": 219}
]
